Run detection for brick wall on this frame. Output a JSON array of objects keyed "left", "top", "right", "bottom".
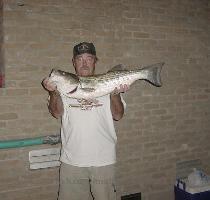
[
  {"left": 0, "top": 0, "right": 210, "bottom": 200},
  {"left": 0, "top": 0, "right": 3, "bottom": 87}
]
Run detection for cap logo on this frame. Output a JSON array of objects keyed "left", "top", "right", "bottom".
[
  {"left": 73, "top": 42, "right": 96, "bottom": 57},
  {"left": 78, "top": 43, "right": 89, "bottom": 51}
]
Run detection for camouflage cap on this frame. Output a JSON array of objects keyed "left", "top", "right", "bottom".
[{"left": 73, "top": 42, "right": 96, "bottom": 57}]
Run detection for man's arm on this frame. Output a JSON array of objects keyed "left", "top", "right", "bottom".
[
  {"left": 110, "top": 84, "right": 128, "bottom": 121},
  {"left": 42, "top": 77, "right": 64, "bottom": 119},
  {"left": 110, "top": 93, "right": 124, "bottom": 121},
  {"left": 48, "top": 90, "right": 64, "bottom": 119}
]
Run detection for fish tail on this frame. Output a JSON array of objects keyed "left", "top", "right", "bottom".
[{"left": 140, "top": 62, "right": 164, "bottom": 87}]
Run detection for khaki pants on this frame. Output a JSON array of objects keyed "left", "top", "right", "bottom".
[{"left": 58, "top": 163, "right": 117, "bottom": 200}]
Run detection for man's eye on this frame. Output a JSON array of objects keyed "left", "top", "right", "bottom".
[
  {"left": 76, "top": 57, "right": 82, "bottom": 61},
  {"left": 87, "top": 58, "right": 93, "bottom": 62}
]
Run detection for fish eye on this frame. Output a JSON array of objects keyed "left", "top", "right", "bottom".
[{"left": 62, "top": 72, "right": 65, "bottom": 75}]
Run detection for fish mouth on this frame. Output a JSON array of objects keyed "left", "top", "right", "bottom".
[
  {"left": 67, "top": 86, "right": 78, "bottom": 94},
  {"left": 49, "top": 69, "right": 57, "bottom": 77}
]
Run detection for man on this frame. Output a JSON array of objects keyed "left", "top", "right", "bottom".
[{"left": 42, "top": 42, "right": 128, "bottom": 200}]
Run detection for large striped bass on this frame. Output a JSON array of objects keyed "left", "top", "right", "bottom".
[{"left": 48, "top": 62, "right": 164, "bottom": 100}]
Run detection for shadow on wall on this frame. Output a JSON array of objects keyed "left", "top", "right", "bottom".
[{"left": 0, "top": 0, "right": 4, "bottom": 88}]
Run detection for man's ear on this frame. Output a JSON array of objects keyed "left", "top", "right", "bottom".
[
  {"left": 72, "top": 58, "right": 75, "bottom": 66},
  {"left": 94, "top": 56, "right": 98, "bottom": 63}
]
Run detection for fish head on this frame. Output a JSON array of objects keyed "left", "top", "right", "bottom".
[{"left": 49, "top": 69, "right": 80, "bottom": 94}]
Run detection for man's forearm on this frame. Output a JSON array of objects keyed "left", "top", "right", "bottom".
[
  {"left": 110, "top": 94, "right": 124, "bottom": 121},
  {"left": 48, "top": 91, "right": 64, "bottom": 118}
]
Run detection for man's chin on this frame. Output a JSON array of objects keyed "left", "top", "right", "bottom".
[{"left": 79, "top": 71, "right": 91, "bottom": 77}]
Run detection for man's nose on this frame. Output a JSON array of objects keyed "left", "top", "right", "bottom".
[{"left": 82, "top": 59, "right": 87, "bottom": 65}]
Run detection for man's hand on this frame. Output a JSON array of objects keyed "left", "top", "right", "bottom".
[
  {"left": 111, "top": 84, "right": 129, "bottom": 95},
  {"left": 42, "top": 77, "right": 57, "bottom": 92}
]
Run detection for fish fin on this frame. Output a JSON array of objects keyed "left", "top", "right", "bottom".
[
  {"left": 80, "top": 88, "right": 96, "bottom": 92},
  {"left": 67, "top": 86, "right": 78, "bottom": 94},
  {"left": 107, "top": 64, "right": 127, "bottom": 72},
  {"left": 141, "top": 62, "right": 164, "bottom": 87}
]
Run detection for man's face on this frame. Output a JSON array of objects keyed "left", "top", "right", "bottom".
[{"left": 72, "top": 53, "right": 96, "bottom": 77}]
